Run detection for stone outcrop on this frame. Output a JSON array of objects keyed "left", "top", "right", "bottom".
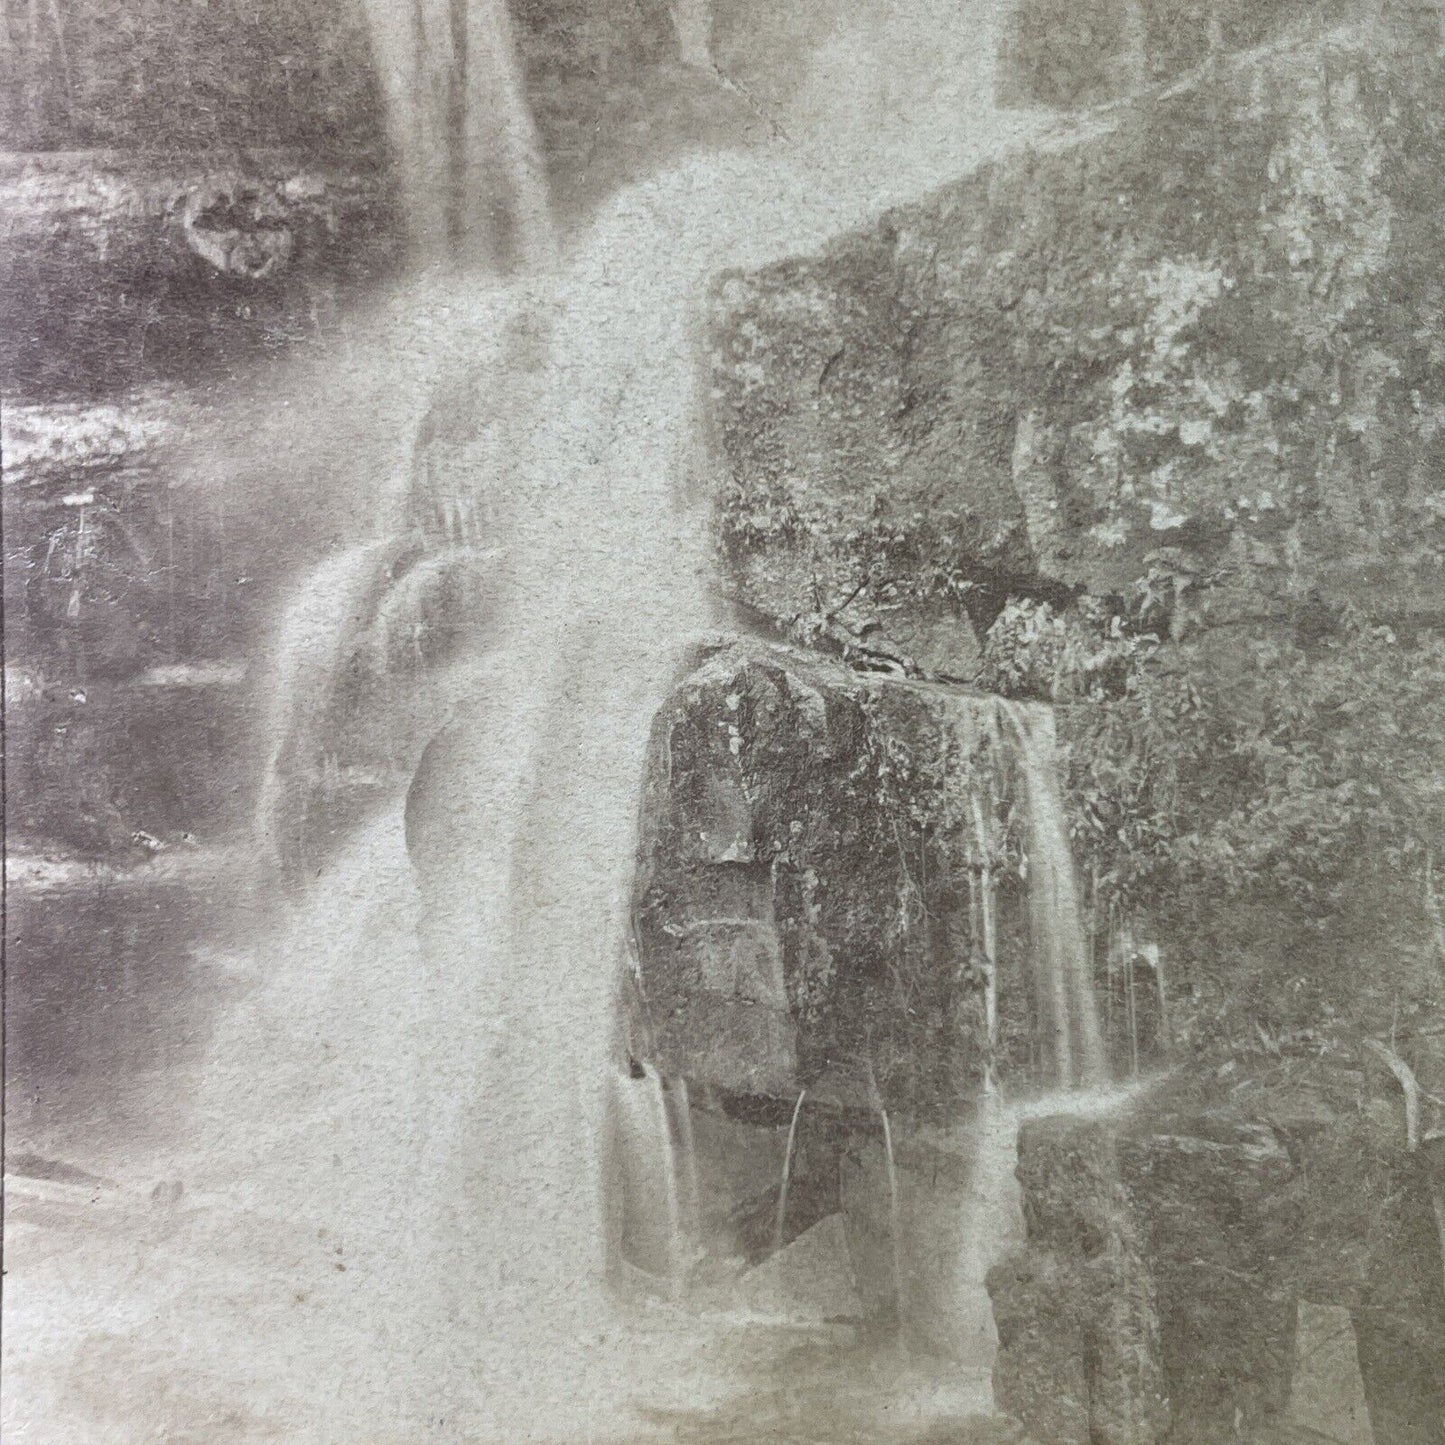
[
  {"left": 1286, "top": 1301, "right": 1376, "bottom": 1445},
  {"left": 988, "top": 1117, "right": 1169, "bottom": 1445},
  {"left": 630, "top": 638, "right": 1058, "bottom": 1115},
  {"left": 1118, "top": 1119, "right": 1300, "bottom": 1440},
  {"left": 996, "top": 1100, "right": 1445, "bottom": 1444}
]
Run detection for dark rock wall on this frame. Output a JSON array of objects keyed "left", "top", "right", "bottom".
[
  {"left": 0, "top": 155, "right": 394, "bottom": 399},
  {"left": 0, "top": 0, "right": 382, "bottom": 152},
  {"left": 1118, "top": 1122, "right": 1301, "bottom": 1439},
  {"left": 709, "top": 25, "right": 1445, "bottom": 640},
  {"left": 0, "top": 0, "right": 683, "bottom": 159},
  {"left": 998, "top": 1106, "right": 1445, "bottom": 1444},
  {"left": 631, "top": 641, "right": 1046, "bottom": 1115},
  {"left": 989, "top": 1118, "right": 1169, "bottom": 1445}
]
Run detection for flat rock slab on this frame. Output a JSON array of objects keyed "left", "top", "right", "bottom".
[
  {"left": 1286, "top": 1302, "right": 1375, "bottom": 1445},
  {"left": 736, "top": 1213, "right": 863, "bottom": 1324}
]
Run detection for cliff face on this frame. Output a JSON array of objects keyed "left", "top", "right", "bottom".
[
  {"left": 0, "top": 154, "right": 395, "bottom": 399},
  {"left": 995, "top": 0, "right": 1357, "bottom": 111},
  {"left": 993, "top": 1106, "right": 1445, "bottom": 1444},
  {"left": 709, "top": 25, "right": 1445, "bottom": 650}
]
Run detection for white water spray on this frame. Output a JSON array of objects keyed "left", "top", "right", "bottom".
[
  {"left": 612, "top": 1063, "right": 687, "bottom": 1289},
  {"left": 1000, "top": 699, "right": 1109, "bottom": 1088},
  {"left": 254, "top": 538, "right": 410, "bottom": 869}
]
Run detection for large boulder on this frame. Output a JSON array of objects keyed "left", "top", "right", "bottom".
[
  {"left": 1118, "top": 1119, "right": 1301, "bottom": 1440},
  {"left": 995, "top": 1093, "right": 1445, "bottom": 1445},
  {"left": 630, "top": 638, "right": 1057, "bottom": 1115}
]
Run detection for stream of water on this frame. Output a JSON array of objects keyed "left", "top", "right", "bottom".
[
  {"left": 232, "top": 8, "right": 1082, "bottom": 1419},
  {"left": 1001, "top": 700, "right": 1111, "bottom": 1089},
  {"left": 358, "top": 0, "right": 554, "bottom": 267}
]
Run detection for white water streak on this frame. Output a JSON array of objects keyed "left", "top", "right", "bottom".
[
  {"left": 1000, "top": 700, "right": 1109, "bottom": 1088},
  {"left": 774, "top": 1088, "right": 809, "bottom": 1253}
]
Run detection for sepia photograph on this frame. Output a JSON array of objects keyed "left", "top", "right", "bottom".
[{"left": 3, "top": 0, "right": 1445, "bottom": 1440}]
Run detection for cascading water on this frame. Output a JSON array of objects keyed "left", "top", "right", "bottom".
[
  {"left": 774, "top": 1089, "right": 808, "bottom": 1253},
  {"left": 254, "top": 537, "right": 410, "bottom": 871},
  {"left": 970, "top": 793, "right": 1000, "bottom": 1079},
  {"left": 672, "top": 0, "right": 714, "bottom": 69},
  {"left": 904, "top": 691, "right": 1115, "bottom": 1386},
  {"left": 612, "top": 1063, "right": 687, "bottom": 1289},
  {"left": 878, "top": 1102, "right": 906, "bottom": 1324},
  {"left": 671, "top": 1075, "right": 703, "bottom": 1257},
  {"left": 132, "top": 2, "right": 1079, "bottom": 1438},
  {"left": 358, "top": 0, "right": 553, "bottom": 267},
  {"left": 999, "top": 699, "right": 1110, "bottom": 1090}
]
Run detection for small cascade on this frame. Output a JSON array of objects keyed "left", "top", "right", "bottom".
[
  {"left": 774, "top": 1088, "right": 808, "bottom": 1253},
  {"left": 999, "top": 699, "right": 1109, "bottom": 1090},
  {"left": 611, "top": 1062, "right": 688, "bottom": 1292},
  {"left": 669, "top": 1076, "right": 702, "bottom": 1250},
  {"left": 952, "top": 1094, "right": 1026, "bottom": 1367},
  {"left": 1108, "top": 925, "right": 1171, "bottom": 1075},
  {"left": 879, "top": 1103, "right": 905, "bottom": 1321},
  {"left": 254, "top": 538, "right": 409, "bottom": 869},
  {"left": 368, "top": 543, "right": 498, "bottom": 672},
  {"left": 359, "top": 0, "right": 554, "bottom": 268},
  {"left": 969, "top": 792, "right": 1000, "bottom": 1081}
]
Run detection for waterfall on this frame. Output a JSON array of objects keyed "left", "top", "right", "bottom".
[
  {"left": 969, "top": 792, "right": 999, "bottom": 1082},
  {"left": 999, "top": 699, "right": 1109, "bottom": 1090},
  {"left": 774, "top": 1089, "right": 808, "bottom": 1253},
  {"left": 195, "top": 2, "right": 1064, "bottom": 1435},
  {"left": 359, "top": 0, "right": 554, "bottom": 268},
  {"left": 879, "top": 1102, "right": 906, "bottom": 1323},
  {"left": 670, "top": 1075, "right": 702, "bottom": 1254},
  {"left": 612, "top": 1063, "right": 687, "bottom": 1290},
  {"left": 254, "top": 537, "right": 410, "bottom": 870}
]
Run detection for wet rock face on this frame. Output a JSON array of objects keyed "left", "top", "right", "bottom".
[
  {"left": 631, "top": 640, "right": 1034, "bottom": 1116},
  {"left": 707, "top": 31, "right": 1445, "bottom": 633},
  {"left": 988, "top": 1119, "right": 1169, "bottom": 1445},
  {"left": 0, "top": 155, "right": 394, "bottom": 397},
  {"left": 998, "top": 1106, "right": 1445, "bottom": 1444},
  {"left": 2, "top": 394, "right": 257, "bottom": 857},
  {"left": 1118, "top": 1121, "right": 1300, "bottom": 1440}
]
